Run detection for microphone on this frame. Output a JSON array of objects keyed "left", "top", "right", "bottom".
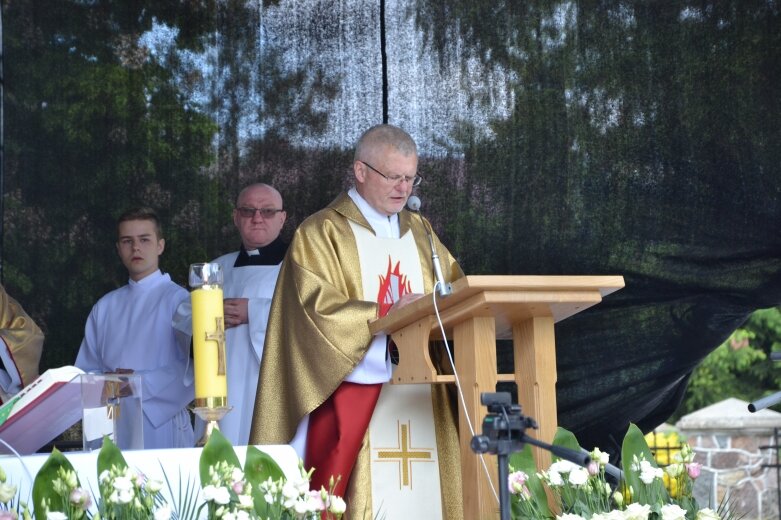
[{"left": 406, "top": 196, "right": 452, "bottom": 297}]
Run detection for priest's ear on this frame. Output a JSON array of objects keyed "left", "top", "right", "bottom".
[{"left": 353, "top": 160, "right": 368, "bottom": 184}]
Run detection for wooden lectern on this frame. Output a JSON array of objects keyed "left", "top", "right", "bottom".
[{"left": 369, "top": 275, "right": 624, "bottom": 520}]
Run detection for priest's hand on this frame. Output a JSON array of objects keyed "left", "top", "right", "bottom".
[
  {"left": 224, "top": 298, "right": 249, "bottom": 328},
  {"left": 390, "top": 293, "right": 425, "bottom": 312}
]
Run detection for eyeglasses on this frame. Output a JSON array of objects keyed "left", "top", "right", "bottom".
[
  {"left": 236, "top": 207, "right": 284, "bottom": 219},
  {"left": 360, "top": 161, "right": 422, "bottom": 187}
]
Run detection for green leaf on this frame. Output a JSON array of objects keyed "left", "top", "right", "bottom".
[
  {"left": 32, "top": 448, "right": 77, "bottom": 520},
  {"left": 552, "top": 427, "right": 581, "bottom": 454},
  {"left": 199, "top": 428, "right": 241, "bottom": 484},
  {"left": 621, "top": 423, "right": 670, "bottom": 504},
  {"left": 245, "top": 446, "right": 285, "bottom": 483},
  {"left": 97, "top": 436, "right": 127, "bottom": 477},
  {"left": 245, "top": 446, "right": 286, "bottom": 515}
]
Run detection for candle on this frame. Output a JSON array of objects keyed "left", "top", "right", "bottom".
[
  {"left": 191, "top": 285, "right": 227, "bottom": 400},
  {"left": 189, "top": 263, "right": 228, "bottom": 405}
]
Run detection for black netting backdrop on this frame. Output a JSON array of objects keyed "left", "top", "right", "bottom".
[{"left": 2, "top": 0, "right": 780, "bottom": 451}]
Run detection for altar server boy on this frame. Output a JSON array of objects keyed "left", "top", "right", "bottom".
[{"left": 76, "top": 207, "right": 194, "bottom": 448}]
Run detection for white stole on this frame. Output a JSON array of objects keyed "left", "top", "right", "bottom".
[{"left": 349, "top": 222, "right": 444, "bottom": 520}]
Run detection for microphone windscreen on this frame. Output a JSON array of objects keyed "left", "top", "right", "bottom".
[{"left": 407, "top": 195, "right": 421, "bottom": 211}]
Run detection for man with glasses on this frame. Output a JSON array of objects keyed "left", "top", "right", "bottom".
[
  {"left": 174, "top": 183, "right": 287, "bottom": 446},
  {"left": 250, "top": 125, "right": 463, "bottom": 518}
]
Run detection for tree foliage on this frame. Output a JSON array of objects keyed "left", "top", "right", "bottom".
[{"left": 672, "top": 307, "right": 781, "bottom": 421}]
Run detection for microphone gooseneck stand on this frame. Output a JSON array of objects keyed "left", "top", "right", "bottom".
[{"left": 406, "top": 195, "right": 451, "bottom": 297}]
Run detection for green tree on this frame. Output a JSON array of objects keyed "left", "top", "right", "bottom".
[
  {"left": 672, "top": 307, "right": 781, "bottom": 421},
  {"left": 3, "top": 0, "right": 221, "bottom": 369}
]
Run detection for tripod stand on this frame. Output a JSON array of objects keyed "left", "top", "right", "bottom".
[{"left": 470, "top": 392, "right": 591, "bottom": 520}]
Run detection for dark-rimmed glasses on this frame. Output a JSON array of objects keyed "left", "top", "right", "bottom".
[
  {"left": 236, "top": 207, "right": 284, "bottom": 219},
  {"left": 360, "top": 160, "right": 422, "bottom": 187}
]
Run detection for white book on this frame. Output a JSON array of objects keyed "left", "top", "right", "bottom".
[{"left": 0, "top": 365, "right": 84, "bottom": 454}]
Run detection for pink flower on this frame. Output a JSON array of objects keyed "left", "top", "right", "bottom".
[
  {"left": 686, "top": 462, "right": 702, "bottom": 479},
  {"left": 508, "top": 471, "right": 530, "bottom": 496},
  {"left": 587, "top": 461, "right": 600, "bottom": 476},
  {"left": 69, "top": 488, "right": 92, "bottom": 510},
  {"left": 0, "top": 510, "right": 17, "bottom": 520},
  {"left": 307, "top": 489, "right": 325, "bottom": 511}
]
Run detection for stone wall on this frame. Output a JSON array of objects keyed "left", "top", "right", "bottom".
[
  {"left": 685, "top": 431, "right": 779, "bottom": 520},
  {"left": 676, "top": 397, "right": 781, "bottom": 520}
]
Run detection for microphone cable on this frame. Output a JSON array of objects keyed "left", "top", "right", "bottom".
[{"left": 429, "top": 281, "right": 501, "bottom": 506}]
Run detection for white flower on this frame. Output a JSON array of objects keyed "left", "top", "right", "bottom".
[
  {"left": 213, "top": 487, "right": 231, "bottom": 505},
  {"left": 238, "top": 494, "right": 254, "bottom": 510},
  {"left": 660, "top": 504, "right": 688, "bottom": 520},
  {"left": 639, "top": 463, "right": 663, "bottom": 485},
  {"left": 545, "top": 469, "right": 564, "bottom": 487},
  {"left": 117, "top": 489, "right": 134, "bottom": 504},
  {"left": 202, "top": 485, "right": 218, "bottom": 501},
  {"left": 112, "top": 476, "right": 134, "bottom": 493},
  {"left": 230, "top": 468, "right": 244, "bottom": 483},
  {"left": 550, "top": 459, "right": 578, "bottom": 474},
  {"left": 235, "top": 511, "right": 250, "bottom": 520},
  {"left": 146, "top": 478, "right": 163, "bottom": 494},
  {"left": 0, "top": 482, "right": 17, "bottom": 503},
  {"left": 556, "top": 514, "right": 586, "bottom": 520},
  {"left": 202, "top": 484, "right": 231, "bottom": 505},
  {"left": 153, "top": 505, "right": 172, "bottom": 520},
  {"left": 665, "top": 463, "right": 684, "bottom": 478},
  {"left": 46, "top": 512, "right": 68, "bottom": 520},
  {"left": 282, "top": 480, "right": 300, "bottom": 499},
  {"left": 293, "top": 475, "right": 310, "bottom": 495},
  {"left": 624, "top": 502, "right": 652, "bottom": 520},
  {"left": 590, "top": 447, "right": 611, "bottom": 466},
  {"left": 294, "top": 498, "right": 311, "bottom": 515},
  {"left": 567, "top": 467, "right": 589, "bottom": 487},
  {"left": 328, "top": 496, "right": 347, "bottom": 515},
  {"left": 99, "top": 470, "right": 111, "bottom": 483},
  {"left": 695, "top": 509, "right": 721, "bottom": 520}
]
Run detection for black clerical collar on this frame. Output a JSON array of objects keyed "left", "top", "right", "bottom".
[{"left": 234, "top": 237, "right": 288, "bottom": 267}]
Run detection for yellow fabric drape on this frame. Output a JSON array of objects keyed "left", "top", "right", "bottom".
[{"left": 0, "top": 284, "right": 44, "bottom": 395}]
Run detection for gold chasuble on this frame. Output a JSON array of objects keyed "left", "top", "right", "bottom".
[
  {"left": 0, "top": 284, "right": 44, "bottom": 401},
  {"left": 250, "top": 193, "right": 464, "bottom": 520}
]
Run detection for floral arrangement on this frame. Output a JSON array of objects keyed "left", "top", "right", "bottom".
[
  {"left": 0, "top": 430, "right": 345, "bottom": 520},
  {"left": 507, "top": 424, "right": 739, "bottom": 520}
]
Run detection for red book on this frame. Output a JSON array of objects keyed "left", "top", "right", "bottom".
[{"left": 0, "top": 366, "right": 84, "bottom": 454}]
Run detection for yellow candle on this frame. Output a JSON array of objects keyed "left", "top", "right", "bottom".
[{"left": 191, "top": 286, "right": 228, "bottom": 400}]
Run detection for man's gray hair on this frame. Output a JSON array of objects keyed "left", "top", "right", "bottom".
[{"left": 354, "top": 124, "right": 417, "bottom": 161}]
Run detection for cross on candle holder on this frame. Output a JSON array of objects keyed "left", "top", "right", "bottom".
[{"left": 205, "top": 316, "right": 227, "bottom": 375}]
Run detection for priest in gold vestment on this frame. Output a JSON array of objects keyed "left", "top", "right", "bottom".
[
  {"left": 249, "top": 124, "right": 464, "bottom": 519},
  {"left": 0, "top": 284, "right": 44, "bottom": 404}
]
